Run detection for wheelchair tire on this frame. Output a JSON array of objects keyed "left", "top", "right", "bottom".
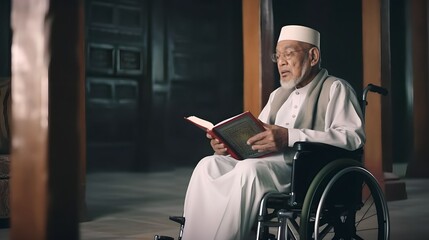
[{"left": 299, "top": 158, "right": 390, "bottom": 240}]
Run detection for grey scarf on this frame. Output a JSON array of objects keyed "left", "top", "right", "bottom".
[{"left": 268, "top": 69, "right": 335, "bottom": 131}]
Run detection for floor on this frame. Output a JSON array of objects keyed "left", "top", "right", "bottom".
[{"left": 1, "top": 165, "right": 429, "bottom": 240}]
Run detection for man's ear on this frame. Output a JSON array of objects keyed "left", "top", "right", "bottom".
[{"left": 309, "top": 47, "right": 320, "bottom": 66}]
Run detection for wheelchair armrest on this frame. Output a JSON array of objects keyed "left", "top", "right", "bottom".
[{"left": 292, "top": 141, "right": 363, "bottom": 160}]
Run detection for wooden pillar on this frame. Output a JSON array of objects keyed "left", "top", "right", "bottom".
[
  {"left": 361, "top": 0, "right": 385, "bottom": 189},
  {"left": 406, "top": 0, "right": 429, "bottom": 177},
  {"left": 242, "top": 0, "right": 274, "bottom": 114},
  {"left": 10, "top": 0, "right": 85, "bottom": 239},
  {"left": 243, "top": 0, "right": 262, "bottom": 114},
  {"left": 260, "top": 0, "right": 275, "bottom": 108},
  {"left": 362, "top": 0, "right": 408, "bottom": 200}
]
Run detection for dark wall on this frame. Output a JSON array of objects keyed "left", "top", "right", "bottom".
[
  {"left": 0, "top": 0, "right": 11, "bottom": 78},
  {"left": 272, "top": 0, "right": 363, "bottom": 95},
  {"left": 390, "top": 0, "right": 411, "bottom": 164}
]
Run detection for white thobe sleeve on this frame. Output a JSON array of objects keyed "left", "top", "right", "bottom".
[{"left": 288, "top": 81, "right": 365, "bottom": 150}]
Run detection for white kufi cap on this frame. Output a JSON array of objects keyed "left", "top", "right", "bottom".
[{"left": 278, "top": 25, "right": 320, "bottom": 49}]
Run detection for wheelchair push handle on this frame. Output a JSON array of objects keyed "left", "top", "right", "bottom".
[
  {"left": 362, "top": 83, "right": 388, "bottom": 117},
  {"left": 362, "top": 83, "right": 388, "bottom": 102},
  {"left": 367, "top": 83, "right": 388, "bottom": 96}
]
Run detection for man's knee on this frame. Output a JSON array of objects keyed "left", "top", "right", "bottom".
[
  {"left": 193, "top": 155, "right": 228, "bottom": 173},
  {"left": 235, "top": 160, "right": 268, "bottom": 180},
  {"left": 199, "top": 155, "right": 213, "bottom": 164}
]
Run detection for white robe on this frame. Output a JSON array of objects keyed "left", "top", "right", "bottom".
[{"left": 181, "top": 78, "right": 365, "bottom": 240}]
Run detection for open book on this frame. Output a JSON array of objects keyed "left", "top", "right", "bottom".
[{"left": 185, "top": 111, "right": 270, "bottom": 160}]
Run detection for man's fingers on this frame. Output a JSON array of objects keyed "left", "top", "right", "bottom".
[
  {"left": 247, "top": 131, "right": 269, "bottom": 145},
  {"left": 250, "top": 138, "right": 270, "bottom": 147},
  {"left": 252, "top": 141, "right": 277, "bottom": 152}
]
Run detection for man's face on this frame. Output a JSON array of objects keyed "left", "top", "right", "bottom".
[{"left": 274, "top": 40, "right": 313, "bottom": 89}]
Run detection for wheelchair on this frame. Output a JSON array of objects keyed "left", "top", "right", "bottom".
[{"left": 155, "top": 84, "right": 390, "bottom": 240}]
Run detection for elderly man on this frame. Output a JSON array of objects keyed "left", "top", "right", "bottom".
[{"left": 180, "top": 25, "right": 365, "bottom": 240}]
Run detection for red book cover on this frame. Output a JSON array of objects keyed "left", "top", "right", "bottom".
[{"left": 185, "top": 111, "right": 271, "bottom": 160}]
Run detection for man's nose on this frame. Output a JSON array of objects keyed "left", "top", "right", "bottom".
[{"left": 278, "top": 58, "right": 288, "bottom": 65}]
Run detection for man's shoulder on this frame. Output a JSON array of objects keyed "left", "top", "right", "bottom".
[
  {"left": 318, "top": 69, "right": 349, "bottom": 89},
  {"left": 325, "top": 75, "right": 344, "bottom": 83},
  {"left": 324, "top": 76, "right": 359, "bottom": 99},
  {"left": 325, "top": 76, "right": 354, "bottom": 90}
]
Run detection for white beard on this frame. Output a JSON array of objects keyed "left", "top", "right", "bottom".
[
  {"left": 280, "top": 78, "right": 298, "bottom": 90},
  {"left": 280, "top": 64, "right": 307, "bottom": 90}
]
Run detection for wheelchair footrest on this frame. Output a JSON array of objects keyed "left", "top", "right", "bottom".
[
  {"left": 261, "top": 221, "right": 282, "bottom": 228},
  {"left": 169, "top": 216, "right": 185, "bottom": 225},
  {"left": 267, "top": 233, "right": 276, "bottom": 240},
  {"left": 277, "top": 209, "right": 294, "bottom": 219},
  {"left": 154, "top": 235, "right": 174, "bottom": 240}
]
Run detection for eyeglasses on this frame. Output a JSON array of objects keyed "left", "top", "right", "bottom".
[{"left": 271, "top": 48, "right": 309, "bottom": 63}]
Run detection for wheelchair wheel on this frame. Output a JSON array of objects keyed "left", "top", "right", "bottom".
[{"left": 300, "top": 159, "right": 390, "bottom": 240}]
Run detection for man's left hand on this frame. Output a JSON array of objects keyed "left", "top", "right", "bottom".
[{"left": 246, "top": 123, "right": 289, "bottom": 153}]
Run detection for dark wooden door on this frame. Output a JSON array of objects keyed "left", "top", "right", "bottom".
[
  {"left": 148, "top": 0, "right": 244, "bottom": 170},
  {"left": 85, "top": 0, "right": 149, "bottom": 171},
  {"left": 85, "top": 0, "right": 243, "bottom": 172}
]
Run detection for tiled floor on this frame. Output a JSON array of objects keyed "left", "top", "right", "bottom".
[
  {"left": 1, "top": 166, "right": 429, "bottom": 240},
  {"left": 79, "top": 168, "right": 192, "bottom": 240}
]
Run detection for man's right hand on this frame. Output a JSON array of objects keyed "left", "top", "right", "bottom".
[{"left": 207, "top": 133, "right": 228, "bottom": 155}]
